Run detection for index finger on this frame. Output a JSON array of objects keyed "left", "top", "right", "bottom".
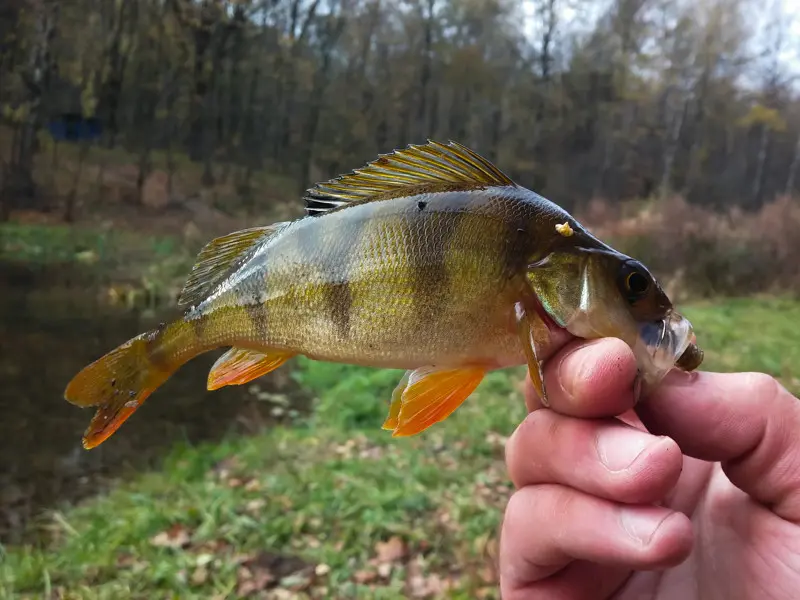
[
  {"left": 636, "top": 370, "right": 800, "bottom": 522},
  {"left": 525, "top": 337, "right": 639, "bottom": 418}
]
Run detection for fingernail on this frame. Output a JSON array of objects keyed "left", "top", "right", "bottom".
[
  {"left": 620, "top": 508, "right": 669, "bottom": 545},
  {"left": 595, "top": 427, "right": 653, "bottom": 472},
  {"left": 557, "top": 339, "right": 607, "bottom": 400}
]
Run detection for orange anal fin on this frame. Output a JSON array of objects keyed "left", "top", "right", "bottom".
[
  {"left": 515, "top": 301, "right": 550, "bottom": 406},
  {"left": 207, "top": 347, "right": 295, "bottom": 391},
  {"left": 382, "top": 370, "right": 410, "bottom": 431},
  {"left": 391, "top": 366, "right": 485, "bottom": 437}
]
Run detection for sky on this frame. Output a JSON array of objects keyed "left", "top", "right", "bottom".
[{"left": 521, "top": 0, "right": 800, "bottom": 85}]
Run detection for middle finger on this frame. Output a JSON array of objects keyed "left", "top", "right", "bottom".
[{"left": 506, "top": 409, "right": 683, "bottom": 504}]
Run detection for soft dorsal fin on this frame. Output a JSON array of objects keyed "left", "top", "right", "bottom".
[
  {"left": 303, "top": 140, "right": 516, "bottom": 216},
  {"left": 177, "top": 223, "right": 289, "bottom": 309}
]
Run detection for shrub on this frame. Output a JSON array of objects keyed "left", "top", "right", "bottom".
[{"left": 578, "top": 194, "right": 800, "bottom": 299}]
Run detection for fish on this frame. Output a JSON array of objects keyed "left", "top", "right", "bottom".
[{"left": 65, "top": 140, "right": 703, "bottom": 449}]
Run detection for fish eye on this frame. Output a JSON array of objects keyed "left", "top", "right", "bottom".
[{"left": 619, "top": 262, "right": 650, "bottom": 303}]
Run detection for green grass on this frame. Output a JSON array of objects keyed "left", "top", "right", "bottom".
[
  {"left": 0, "top": 222, "right": 197, "bottom": 300},
  {"left": 682, "top": 296, "right": 800, "bottom": 393},
  {"left": 1, "top": 297, "right": 798, "bottom": 599},
  {"left": 1, "top": 222, "right": 182, "bottom": 265}
]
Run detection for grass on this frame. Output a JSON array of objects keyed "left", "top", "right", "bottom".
[
  {"left": 0, "top": 222, "right": 198, "bottom": 303},
  {"left": 1, "top": 297, "right": 799, "bottom": 599},
  {"left": 0, "top": 222, "right": 186, "bottom": 267},
  {"left": 682, "top": 296, "right": 800, "bottom": 393}
]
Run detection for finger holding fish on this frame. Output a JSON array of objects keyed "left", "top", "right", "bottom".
[{"left": 508, "top": 338, "right": 683, "bottom": 504}]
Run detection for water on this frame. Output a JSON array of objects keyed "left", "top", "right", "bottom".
[{"left": 0, "top": 262, "right": 310, "bottom": 544}]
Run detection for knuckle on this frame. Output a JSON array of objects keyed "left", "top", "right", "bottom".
[
  {"left": 745, "top": 372, "right": 784, "bottom": 402},
  {"left": 523, "top": 407, "right": 560, "bottom": 439},
  {"left": 507, "top": 409, "right": 557, "bottom": 458},
  {"left": 502, "top": 489, "right": 532, "bottom": 535},
  {"left": 503, "top": 485, "right": 571, "bottom": 540}
]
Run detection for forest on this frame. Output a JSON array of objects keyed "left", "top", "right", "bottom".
[{"left": 2, "top": 0, "right": 800, "bottom": 222}]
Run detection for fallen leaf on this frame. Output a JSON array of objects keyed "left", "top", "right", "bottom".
[
  {"left": 375, "top": 536, "right": 407, "bottom": 563},
  {"left": 359, "top": 446, "right": 384, "bottom": 460},
  {"left": 377, "top": 562, "right": 393, "bottom": 578},
  {"left": 354, "top": 569, "right": 377, "bottom": 584},
  {"left": 116, "top": 553, "right": 139, "bottom": 568},
  {"left": 210, "top": 456, "right": 241, "bottom": 481},
  {"left": 150, "top": 524, "right": 191, "bottom": 549},
  {"left": 236, "top": 550, "right": 312, "bottom": 596},
  {"left": 194, "top": 538, "right": 231, "bottom": 554},
  {"left": 244, "top": 479, "right": 261, "bottom": 492},
  {"left": 237, "top": 565, "right": 276, "bottom": 596},
  {"left": 479, "top": 565, "right": 496, "bottom": 584},
  {"left": 485, "top": 431, "right": 508, "bottom": 447},
  {"left": 191, "top": 566, "right": 209, "bottom": 585},
  {"left": 196, "top": 553, "right": 214, "bottom": 567},
  {"left": 280, "top": 569, "right": 313, "bottom": 590},
  {"left": 232, "top": 552, "right": 258, "bottom": 565},
  {"left": 245, "top": 499, "right": 267, "bottom": 513},
  {"left": 408, "top": 573, "right": 450, "bottom": 598}
]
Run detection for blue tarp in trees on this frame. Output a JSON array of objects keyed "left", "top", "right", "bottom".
[{"left": 47, "top": 113, "right": 103, "bottom": 142}]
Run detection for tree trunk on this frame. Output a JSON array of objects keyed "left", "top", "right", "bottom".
[
  {"left": 784, "top": 131, "right": 800, "bottom": 196},
  {"left": 1, "top": 0, "right": 59, "bottom": 213}
]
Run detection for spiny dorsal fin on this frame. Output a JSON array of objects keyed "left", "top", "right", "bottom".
[
  {"left": 303, "top": 140, "right": 516, "bottom": 216},
  {"left": 177, "top": 223, "right": 289, "bottom": 309}
]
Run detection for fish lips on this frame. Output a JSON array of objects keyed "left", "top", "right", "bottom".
[{"left": 635, "top": 310, "right": 703, "bottom": 394}]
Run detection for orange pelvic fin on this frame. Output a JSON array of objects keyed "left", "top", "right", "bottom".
[
  {"left": 382, "top": 370, "right": 410, "bottom": 431},
  {"left": 389, "top": 366, "right": 485, "bottom": 437},
  {"left": 207, "top": 347, "right": 295, "bottom": 390},
  {"left": 515, "top": 301, "right": 551, "bottom": 406}
]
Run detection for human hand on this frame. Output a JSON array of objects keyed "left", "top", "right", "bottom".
[{"left": 500, "top": 337, "right": 800, "bottom": 599}]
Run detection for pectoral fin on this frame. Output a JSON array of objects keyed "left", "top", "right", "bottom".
[
  {"left": 389, "top": 366, "right": 485, "bottom": 437},
  {"left": 515, "top": 301, "right": 551, "bottom": 406},
  {"left": 207, "top": 347, "right": 295, "bottom": 390},
  {"left": 382, "top": 370, "right": 411, "bottom": 431}
]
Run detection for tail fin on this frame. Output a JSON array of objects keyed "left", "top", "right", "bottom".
[{"left": 64, "top": 323, "right": 195, "bottom": 449}]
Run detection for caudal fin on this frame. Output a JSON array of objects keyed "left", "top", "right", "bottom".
[{"left": 65, "top": 325, "right": 189, "bottom": 449}]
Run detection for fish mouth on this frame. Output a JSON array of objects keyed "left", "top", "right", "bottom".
[{"left": 634, "top": 310, "right": 702, "bottom": 394}]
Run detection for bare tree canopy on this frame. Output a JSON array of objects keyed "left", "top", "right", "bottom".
[{"left": 1, "top": 0, "right": 799, "bottom": 218}]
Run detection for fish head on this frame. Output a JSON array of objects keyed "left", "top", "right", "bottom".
[{"left": 526, "top": 247, "right": 703, "bottom": 396}]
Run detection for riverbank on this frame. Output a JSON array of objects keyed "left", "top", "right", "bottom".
[{"left": 2, "top": 297, "right": 799, "bottom": 599}]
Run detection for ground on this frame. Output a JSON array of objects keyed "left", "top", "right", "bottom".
[{"left": 1, "top": 296, "right": 799, "bottom": 600}]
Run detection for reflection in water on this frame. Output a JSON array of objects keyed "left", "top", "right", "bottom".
[{"left": 0, "top": 266, "right": 310, "bottom": 543}]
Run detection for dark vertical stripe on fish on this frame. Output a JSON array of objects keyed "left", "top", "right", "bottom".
[
  {"left": 409, "top": 203, "right": 463, "bottom": 332},
  {"left": 296, "top": 209, "right": 360, "bottom": 342},
  {"left": 189, "top": 311, "right": 206, "bottom": 342},
  {"left": 325, "top": 281, "right": 352, "bottom": 340},
  {"left": 325, "top": 210, "right": 371, "bottom": 341},
  {"left": 245, "top": 298, "right": 269, "bottom": 341}
]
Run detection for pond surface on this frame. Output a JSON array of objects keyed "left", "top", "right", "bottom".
[{"left": 0, "top": 262, "right": 311, "bottom": 544}]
